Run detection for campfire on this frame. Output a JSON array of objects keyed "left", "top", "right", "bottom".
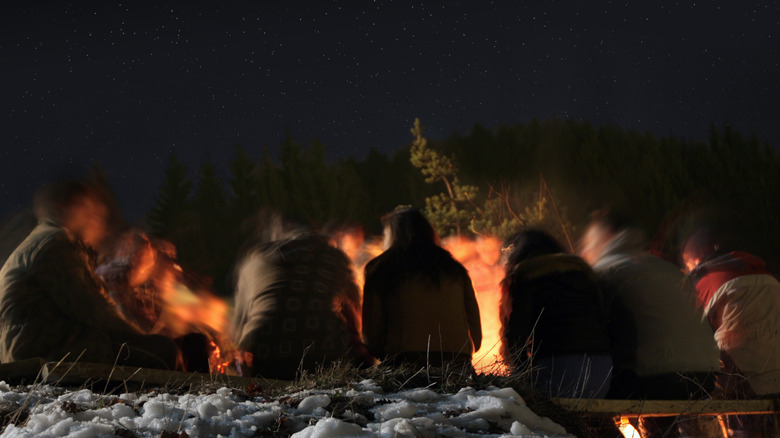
[{"left": 106, "top": 228, "right": 508, "bottom": 375}]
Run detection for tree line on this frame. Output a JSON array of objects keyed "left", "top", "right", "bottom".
[{"left": 146, "top": 118, "right": 780, "bottom": 294}]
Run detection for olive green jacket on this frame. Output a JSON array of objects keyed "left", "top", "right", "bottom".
[{"left": 0, "top": 223, "right": 139, "bottom": 364}]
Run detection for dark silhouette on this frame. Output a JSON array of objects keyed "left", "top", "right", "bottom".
[
  {"left": 230, "top": 212, "right": 369, "bottom": 380},
  {"left": 361, "top": 208, "right": 482, "bottom": 374},
  {"left": 500, "top": 229, "right": 611, "bottom": 398}
]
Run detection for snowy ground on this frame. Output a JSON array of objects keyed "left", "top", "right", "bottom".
[{"left": 0, "top": 379, "right": 574, "bottom": 437}]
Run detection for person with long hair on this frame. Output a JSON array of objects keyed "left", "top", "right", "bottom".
[
  {"left": 361, "top": 208, "right": 482, "bottom": 373},
  {"left": 500, "top": 229, "right": 611, "bottom": 398}
]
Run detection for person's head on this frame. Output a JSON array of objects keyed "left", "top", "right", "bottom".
[
  {"left": 380, "top": 207, "right": 437, "bottom": 250},
  {"left": 502, "top": 229, "right": 565, "bottom": 267},
  {"left": 579, "top": 209, "right": 632, "bottom": 265},
  {"left": 682, "top": 227, "right": 729, "bottom": 273},
  {"left": 33, "top": 179, "right": 111, "bottom": 248}
]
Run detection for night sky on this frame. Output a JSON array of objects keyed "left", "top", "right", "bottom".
[{"left": 2, "top": 1, "right": 778, "bottom": 223}]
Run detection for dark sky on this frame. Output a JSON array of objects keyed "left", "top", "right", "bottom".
[{"left": 2, "top": 1, "right": 778, "bottom": 223}]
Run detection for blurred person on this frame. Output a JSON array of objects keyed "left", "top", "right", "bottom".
[
  {"left": 581, "top": 210, "right": 720, "bottom": 438},
  {"left": 500, "top": 229, "right": 611, "bottom": 398},
  {"left": 98, "top": 229, "right": 212, "bottom": 372},
  {"left": 683, "top": 227, "right": 780, "bottom": 436},
  {"left": 97, "top": 230, "right": 162, "bottom": 332},
  {"left": 0, "top": 179, "right": 180, "bottom": 369},
  {"left": 361, "top": 207, "right": 482, "bottom": 374},
  {"left": 0, "top": 209, "right": 37, "bottom": 270},
  {"left": 230, "top": 212, "right": 370, "bottom": 380}
]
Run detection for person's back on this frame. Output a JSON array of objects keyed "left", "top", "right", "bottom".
[
  {"left": 581, "top": 213, "right": 719, "bottom": 400},
  {"left": 685, "top": 241, "right": 780, "bottom": 397},
  {"left": 361, "top": 208, "right": 482, "bottom": 372},
  {"left": 583, "top": 215, "right": 720, "bottom": 438},
  {"left": 596, "top": 247, "right": 720, "bottom": 380},
  {"left": 363, "top": 246, "right": 480, "bottom": 362},
  {"left": 231, "top": 233, "right": 364, "bottom": 380},
  {"left": 501, "top": 229, "right": 612, "bottom": 399}
]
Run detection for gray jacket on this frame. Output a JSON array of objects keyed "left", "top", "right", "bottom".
[
  {"left": 0, "top": 223, "right": 140, "bottom": 364},
  {"left": 593, "top": 229, "right": 719, "bottom": 376}
]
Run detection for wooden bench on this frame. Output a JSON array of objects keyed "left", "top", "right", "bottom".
[{"left": 0, "top": 358, "right": 288, "bottom": 390}]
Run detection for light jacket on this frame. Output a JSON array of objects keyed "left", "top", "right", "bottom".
[
  {"left": 0, "top": 222, "right": 140, "bottom": 364},
  {"left": 593, "top": 229, "right": 720, "bottom": 376},
  {"left": 690, "top": 251, "right": 780, "bottom": 396}
]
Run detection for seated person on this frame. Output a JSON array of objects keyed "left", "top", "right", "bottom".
[
  {"left": 362, "top": 208, "right": 482, "bottom": 374},
  {"left": 231, "top": 214, "right": 370, "bottom": 379},
  {"left": 580, "top": 210, "right": 720, "bottom": 438},
  {"left": 500, "top": 229, "right": 611, "bottom": 398},
  {"left": 683, "top": 227, "right": 780, "bottom": 398},
  {"left": 0, "top": 179, "right": 180, "bottom": 369}
]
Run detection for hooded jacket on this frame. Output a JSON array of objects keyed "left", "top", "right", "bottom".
[
  {"left": 689, "top": 251, "right": 780, "bottom": 396},
  {"left": 593, "top": 229, "right": 720, "bottom": 377},
  {"left": 501, "top": 253, "right": 610, "bottom": 362},
  {"left": 0, "top": 222, "right": 141, "bottom": 364}
]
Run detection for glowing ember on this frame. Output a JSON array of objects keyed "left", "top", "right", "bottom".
[{"left": 617, "top": 417, "right": 641, "bottom": 438}]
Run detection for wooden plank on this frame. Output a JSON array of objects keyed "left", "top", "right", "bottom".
[
  {"left": 0, "top": 357, "right": 46, "bottom": 382},
  {"left": 555, "top": 398, "right": 780, "bottom": 417},
  {"left": 40, "top": 361, "right": 291, "bottom": 390}
]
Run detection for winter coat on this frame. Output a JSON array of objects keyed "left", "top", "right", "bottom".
[
  {"left": 592, "top": 229, "right": 720, "bottom": 377},
  {"left": 500, "top": 253, "right": 610, "bottom": 364},
  {"left": 361, "top": 245, "right": 482, "bottom": 363},
  {"left": 0, "top": 222, "right": 142, "bottom": 364},
  {"left": 231, "top": 233, "right": 365, "bottom": 379},
  {"left": 689, "top": 251, "right": 780, "bottom": 396}
]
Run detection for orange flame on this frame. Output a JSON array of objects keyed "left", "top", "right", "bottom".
[
  {"left": 103, "top": 231, "right": 233, "bottom": 374},
  {"left": 442, "top": 236, "right": 507, "bottom": 374}
]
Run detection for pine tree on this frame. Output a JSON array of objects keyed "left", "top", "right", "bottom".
[
  {"left": 409, "top": 118, "right": 479, "bottom": 237},
  {"left": 228, "top": 144, "right": 259, "bottom": 222},
  {"left": 191, "top": 157, "right": 232, "bottom": 293},
  {"left": 148, "top": 152, "right": 193, "bottom": 240}
]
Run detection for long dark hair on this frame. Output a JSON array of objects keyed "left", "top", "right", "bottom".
[
  {"left": 372, "top": 207, "right": 457, "bottom": 288},
  {"left": 382, "top": 207, "right": 438, "bottom": 248},
  {"left": 503, "top": 229, "right": 566, "bottom": 268}
]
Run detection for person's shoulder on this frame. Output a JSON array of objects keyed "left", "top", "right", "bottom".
[{"left": 365, "top": 250, "right": 394, "bottom": 272}]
